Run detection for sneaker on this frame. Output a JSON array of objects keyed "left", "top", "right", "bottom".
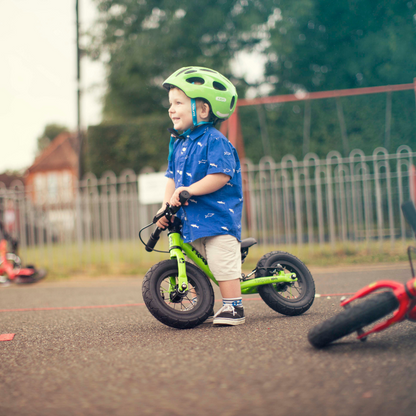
[{"left": 213, "top": 304, "right": 245, "bottom": 326}]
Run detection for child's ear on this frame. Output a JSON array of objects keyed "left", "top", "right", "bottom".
[{"left": 201, "top": 102, "right": 210, "bottom": 118}]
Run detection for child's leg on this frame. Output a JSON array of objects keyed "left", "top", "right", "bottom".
[
  {"left": 218, "top": 278, "right": 241, "bottom": 298},
  {"left": 187, "top": 237, "right": 214, "bottom": 322},
  {"left": 203, "top": 235, "right": 245, "bottom": 325}
]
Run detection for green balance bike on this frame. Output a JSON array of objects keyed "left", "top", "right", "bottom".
[{"left": 140, "top": 191, "right": 315, "bottom": 329}]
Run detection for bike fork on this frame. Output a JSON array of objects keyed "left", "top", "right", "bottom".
[{"left": 168, "top": 233, "right": 189, "bottom": 292}]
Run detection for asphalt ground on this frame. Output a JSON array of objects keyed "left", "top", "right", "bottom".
[{"left": 1, "top": 262, "right": 416, "bottom": 416}]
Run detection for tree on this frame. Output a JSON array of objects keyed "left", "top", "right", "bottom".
[
  {"left": 264, "top": 0, "right": 416, "bottom": 94},
  {"left": 89, "top": 0, "right": 273, "bottom": 119},
  {"left": 86, "top": 114, "right": 171, "bottom": 176},
  {"left": 36, "top": 123, "right": 69, "bottom": 155},
  {"left": 86, "top": 1, "right": 416, "bottom": 168}
]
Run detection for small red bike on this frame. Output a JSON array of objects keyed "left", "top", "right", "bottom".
[
  {"left": 0, "top": 221, "right": 46, "bottom": 285},
  {"left": 308, "top": 200, "right": 416, "bottom": 348}
]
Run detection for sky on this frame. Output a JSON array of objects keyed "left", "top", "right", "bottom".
[
  {"left": 0, "top": 0, "right": 266, "bottom": 175},
  {"left": 0, "top": 0, "right": 105, "bottom": 173}
]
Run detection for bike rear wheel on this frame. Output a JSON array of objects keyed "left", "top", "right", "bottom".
[
  {"left": 308, "top": 291, "right": 399, "bottom": 348},
  {"left": 256, "top": 251, "right": 315, "bottom": 316},
  {"left": 142, "top": 259, "right": 214, "bottom": 329}
]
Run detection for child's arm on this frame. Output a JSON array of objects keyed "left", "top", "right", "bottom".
[
  {"left": 156, "top": 178, "right": 176, "bottom": 229},
  {"left": 169, "top": 173, "right": 230, "bottom": 206}
]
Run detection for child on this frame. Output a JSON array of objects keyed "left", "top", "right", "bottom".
[{"left": 156, "top": 66, "right": 244, "bottom": 325}]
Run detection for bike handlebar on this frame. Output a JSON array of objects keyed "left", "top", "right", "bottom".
[{"left": 145, "top": 191, "right": 191, "bottom": 252}]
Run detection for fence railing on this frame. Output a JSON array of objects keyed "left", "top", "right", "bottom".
[
  {"left": 243, "top": 145, "right": 415, "bottom": 246},
  {"left": 0, "top": 146, "right": 415, "bottom": 269}
]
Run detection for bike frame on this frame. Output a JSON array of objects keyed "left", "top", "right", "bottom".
[
  {"left": 0, "top": 239, "right": 35, "bottom": 281},
  {"left": 341, "top": 258, "right": 416, "bottom": 340},
  {"left": 336, "top": 202, "right": 416, "bottom": 341},
  {"left": 167, "top": 230, "right": 298, "bottom": 295}
]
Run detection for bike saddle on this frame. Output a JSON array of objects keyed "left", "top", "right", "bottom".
[{"left": 241, "top": 238, "right": 257, "bottom": 250}]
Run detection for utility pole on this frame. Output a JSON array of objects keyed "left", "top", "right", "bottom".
[
  {"left": 76, "top": 0, "right": 82, "bottom": 179},
  {"left": 75, "top": 0, "right": 83, "bottom": 252}
]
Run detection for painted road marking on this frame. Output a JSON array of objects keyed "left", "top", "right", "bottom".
[
  {"left": 315, "top": 293, "right": 355, "bottom": 298},
  {"left": 0, "top": 294, "right": 352, "bottom": 314},
  {"left": 0, "top": 333, "right": 15, "bottom": 341},
  {"left": 0, "top": 298, "right": 263, "bottom": 313}
]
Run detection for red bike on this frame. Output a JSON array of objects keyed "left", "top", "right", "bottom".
[
  {"left": 0, "top": 221, "right": 46, "bottom": 285},
  {"left": 308, "top": 200, "right": 416, "bottom": 348}
]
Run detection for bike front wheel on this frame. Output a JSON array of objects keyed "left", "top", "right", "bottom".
[
  {"left": 256, "top": 251, "right": 315, "bottom": 316},
  {"left": 142, "top": 259, "right": 214, "bottom": 329},
  {"left": 308, "top": 291, "right": 399, "bottom": 348}
]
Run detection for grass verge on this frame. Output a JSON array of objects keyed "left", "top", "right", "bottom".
[{"left": 16, "top": 239, "right": 414, "bottom": 281}]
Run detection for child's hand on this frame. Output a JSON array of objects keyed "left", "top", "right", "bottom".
[
  {"left": 170, "top": 187, "right": 191, "bottom": 207},
  {"left": 156, "top": 207, "right": 170, "bottom": 229}
]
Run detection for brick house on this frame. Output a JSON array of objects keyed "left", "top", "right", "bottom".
[{"left": 25, "top": 132, "right": 80, "bottom": 206}]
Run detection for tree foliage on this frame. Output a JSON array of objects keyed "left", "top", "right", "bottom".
[
  {"left": 264, "top": 0, "right": 416, "bottom": 94},
  {"left": 86, "top": 114, "right": 171, "bottom": 176},
  {"left": 87, "top": 0, "right": 416, "bottom": 171},
  {"left": 90, "top": 0, "right": 273, "bottom": 119},
  {"left": 36, "top": 123, "right": 69, "bottom": 155}
]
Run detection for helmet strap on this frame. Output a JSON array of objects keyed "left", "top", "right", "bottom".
[
  {"left": 191, "top": 98, "right": 198, "bottom": 126},
  {"left": 167, "top": 99, "right": 213, "bottom": 161},
  {"left": 190, "top": 98, "right": 213, "bottom": 128}
]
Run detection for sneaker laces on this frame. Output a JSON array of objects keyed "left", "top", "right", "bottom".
[{"left": 214, "top": 304, "right": 236, "bottom": 317}]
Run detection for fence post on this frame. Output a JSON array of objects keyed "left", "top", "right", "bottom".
[
  {"left": 303, "top": 153, "right": 320, "bottom": 245},
  {"left": 326, "top": 152, "right": 342, "bottom": 248}
]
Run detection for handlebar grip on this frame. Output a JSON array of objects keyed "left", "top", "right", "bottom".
[
  {"left": 402, "top": 201, "right": 416, "bottom": 235},
  {"left": 145, "top": 227, "right": 163, "bottom": 252},
  {"left": 170, "top": 191, "right": 191, "bottom": 215},
  {"left": 179, "top": 190, "right": 191, "bottom": 204}
]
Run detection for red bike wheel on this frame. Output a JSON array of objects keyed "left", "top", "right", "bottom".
[{"left": 308, "top": 291, "right": 399, "bottom": 348}]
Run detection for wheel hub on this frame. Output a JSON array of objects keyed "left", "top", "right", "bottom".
[{"left": 169, "top": 286, "right": 189, "bottom": 303}]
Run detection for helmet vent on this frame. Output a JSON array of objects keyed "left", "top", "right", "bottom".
[
  {"left": 201, "top": 69, "right": 217, "bottom": 73},
  {"left": 213, "top": 81, "right": 226, "bottom": 91},
  {"left": 185, "top": 69, "right": 197, "bottom": 74},
  {"left": 176, "top": 68, "right": 188, "bottom": 77},
  {"left": 186, "top": 77, "right": 205, "bottom": 84},
  {"left": 230, "top": 96, "right": 236, "bottom": 110}
]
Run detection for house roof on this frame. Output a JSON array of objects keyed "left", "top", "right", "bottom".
[{"left": 27, "top": 132, "right": 80, "bottom": 175}]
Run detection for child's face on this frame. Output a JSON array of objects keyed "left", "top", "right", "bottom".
[{"left": 168, "top": 88, "right": 194, "bottom": 132}]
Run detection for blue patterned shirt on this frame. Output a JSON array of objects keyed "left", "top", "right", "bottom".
[{"left": 165, "top": 125, "right": 243, "bottom": 243}]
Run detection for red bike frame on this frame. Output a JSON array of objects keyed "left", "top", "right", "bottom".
[
  {"left": 340, "top": 275, "right": 416, "bottom": 340},
  {"left": 339, "top": 200, "right": 416, "bottom": 340},
  {"left": 0, "top": 239, "right": 37, "bottom": 281}
]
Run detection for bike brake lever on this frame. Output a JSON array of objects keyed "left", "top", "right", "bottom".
[
  {"left": 152, "top": 203, "right": 170, "bottom": 224},
  {"left": 151, "top": 191, "right": 191, "bottom": 224}
]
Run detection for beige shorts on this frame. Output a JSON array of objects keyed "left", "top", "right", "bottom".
[{"left": 189, "top": 235, "right": 241, "bottom": 282}]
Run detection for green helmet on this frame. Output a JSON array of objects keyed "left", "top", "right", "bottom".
[{"left": 163, "top": 66, "right": 238, "bottom": 120}]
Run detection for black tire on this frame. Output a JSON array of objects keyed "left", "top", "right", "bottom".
[
  {"left": 308, "top": 291, "right": 399, "bottom": 348},
  {"left": 142, "top": 259, "right": 214, "bottom": 329},
  {"left": 15, "top": 268, "right": 47, "bottom": 284},
  {"left": 256, "top": 251, "right": 315, "bottom": 316}
]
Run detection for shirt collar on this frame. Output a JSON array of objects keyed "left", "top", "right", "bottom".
[{"left": 186, "top": 124, "right": 211, "bottom": 141}]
